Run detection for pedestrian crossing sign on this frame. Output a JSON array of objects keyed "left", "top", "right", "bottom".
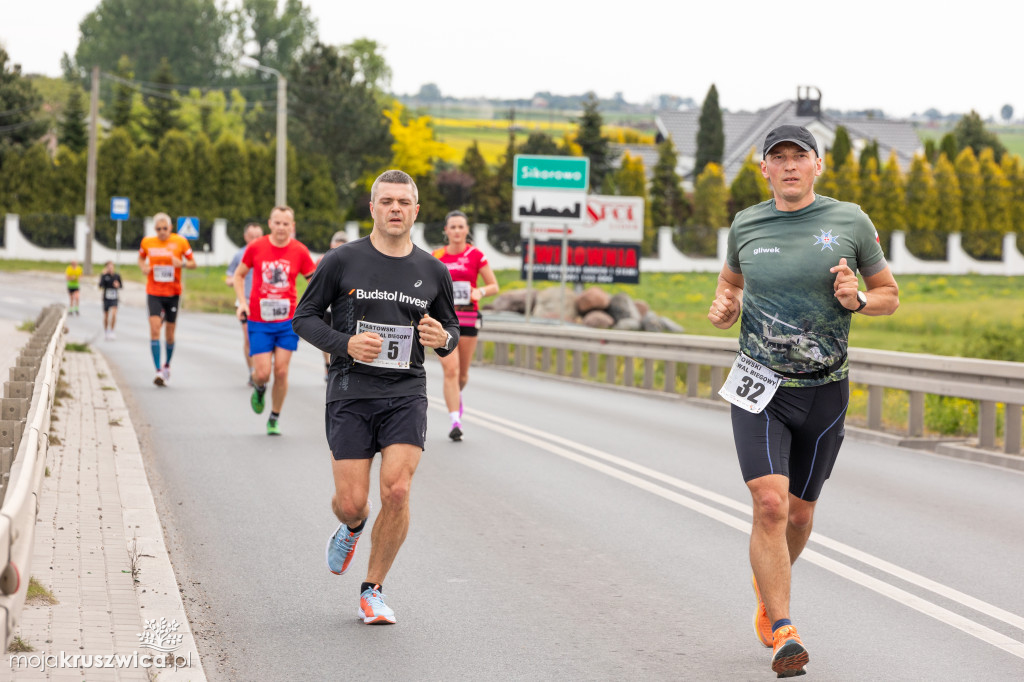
[{"left": 176, "top": 216, "right": 199, "bottom": 240}]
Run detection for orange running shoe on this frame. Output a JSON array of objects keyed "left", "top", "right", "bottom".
[
  {"left": 752, "top": 574, "right": 772, "bottom": 648},
  {"left": 771, "top": 624, "right": 809, "bottom": 677}
]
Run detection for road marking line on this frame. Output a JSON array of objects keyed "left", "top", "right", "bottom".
[{"left": 433, "top": 400, "right": 1024, "bottom": 659}]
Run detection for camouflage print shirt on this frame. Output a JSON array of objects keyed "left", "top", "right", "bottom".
[{"left": 726, "top": 194, "right": 887, "bottom": 387}]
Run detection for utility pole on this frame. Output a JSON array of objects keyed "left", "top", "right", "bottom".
[
  {"left": 83, "top": 66, "right": 99, "bottom": 275},
  {"left": 275, "top": 74, "right": 287, "bottom": 206}
]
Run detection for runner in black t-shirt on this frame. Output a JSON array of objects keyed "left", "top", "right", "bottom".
[
  {"left": 98, "top": 261, "right": 123, "bottom": 341},
  {"left": 293, "top": 169, "right": 459, "bottom": 625}
]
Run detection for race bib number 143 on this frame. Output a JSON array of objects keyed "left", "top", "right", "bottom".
[{"left": 718, "top": 354, "right": 782, "bottom": 414}]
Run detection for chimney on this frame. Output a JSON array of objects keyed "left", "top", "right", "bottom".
[{"left": 796, "top": 86, "right": 821, "bottom": 118}]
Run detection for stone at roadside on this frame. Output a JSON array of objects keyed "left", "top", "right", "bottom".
[
  {"left": 660, "top": 316, "right": 685, "bottom": 333},
  {"left": 607, "top": 292, "right": 641, "bottom": 324},
  {"left": 576, "top": 286, "right": 612, "bottom": 315},
  {"left": 641, "top": 311, "right": 665, "bottom": 332},
  {"left": 532, "top": 287, "right": 578, "bottom": 321},
  {"left": 612, "top": 317, "right": 642, "bottom": 331},
  {"left": 489, "top": 289, "right": 536, "bottom": 313},
  {"left": 634, "top": 299, "right": 650, "bottom": 317},
  {"left": 582, "top": 310, "right": 615, "bottom": 329}
]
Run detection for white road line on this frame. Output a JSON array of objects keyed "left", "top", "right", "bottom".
[{"left": 432, "top": 400, "right": 1024, "bottom": 659}]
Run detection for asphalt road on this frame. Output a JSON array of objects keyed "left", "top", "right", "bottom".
[{"left": 5, "top": 271, "right": 1024, "bottom": 681}]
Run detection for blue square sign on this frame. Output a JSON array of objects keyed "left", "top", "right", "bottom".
[
  {"left": 110, "top": 197, "right": 130, "bottom": 220},
  {"left": 176, "top": 216, "right": 200, "bottom": 240}
]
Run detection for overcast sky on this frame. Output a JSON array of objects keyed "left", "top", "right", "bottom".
[{"left": 2, "top": 0, "right": 1020, "bottom": 120}]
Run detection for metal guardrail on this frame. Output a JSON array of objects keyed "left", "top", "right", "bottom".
[
  {"left": 477, "top": 321, "right": 1024, "bottom": 456},
  {"left": 0, "top": 304, "right": 66, "bottom": 650}
]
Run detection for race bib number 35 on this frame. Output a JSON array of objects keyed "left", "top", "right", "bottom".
[
  {"left": 355, "top": 320, "right": 414, "bottom": 369},
  {"left": 452, "top": 281, "right": 472, "bottom": 306},
  {"left": 719, "top": 354, "right": 782, "bottom": 414}
]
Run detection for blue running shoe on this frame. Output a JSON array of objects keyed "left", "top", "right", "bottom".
[
  {"left": 359, "top": 585, "right": 396, "bottom": 624},
  {"left": 326, "top": 502, "right": 370, "bottom": 575}
]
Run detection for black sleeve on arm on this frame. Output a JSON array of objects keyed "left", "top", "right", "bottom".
[
  {"left": 292, "top": 252, "right": 354, "bottom": 357},
  {"left": 430, "top": 265, "right": 460, "bottom": 358}
]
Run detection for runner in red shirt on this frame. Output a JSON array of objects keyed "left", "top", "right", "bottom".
[
  {"left": 232, "top": 206, "right": 316, "bottom": 435},
  {"left": 431, "top": 210, "right": 499, "bottom": 441}
]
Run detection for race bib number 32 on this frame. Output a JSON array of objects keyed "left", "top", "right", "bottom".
[
  {"left": 719, "top": 354, "right": 782, "bottom": 414},
  {"left": 355, "top": 320, "right": 414, "bottom": 369}
]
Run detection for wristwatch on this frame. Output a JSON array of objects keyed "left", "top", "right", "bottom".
[
  {"left": 854, "top": 291, "right": 868, "bottom": 312},
  {"left": 442, "top": 330, "right": 454, "bottom": 350}
]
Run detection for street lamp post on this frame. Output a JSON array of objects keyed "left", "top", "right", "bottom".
[{"left": 240, "top": 56, "right": 287, "bottom": 206}]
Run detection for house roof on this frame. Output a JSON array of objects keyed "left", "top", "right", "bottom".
[{"left": 655, "top": 99, "right": 924, "bottom": 184}]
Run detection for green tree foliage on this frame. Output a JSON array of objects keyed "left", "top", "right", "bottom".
[
  {"left": 518, "top": 131, "right": 562, "bottom": 156},
  {"left": 649, "top": 137, "right": 688, "bottom": 229},
  {"left": 212, "top": 134, "right": 253, "bottom": 225},
  {"left": 1000, "top": 153, "right": 1024, "bottom": 242},
  {"left": 834, "top": 153, "right": 861, "bottom": 205},
  {"left": 494, "top": 125, "right": 516, "bottom": 225},
  {"left": 954, "top": 110, "right": 1006, "bottom": 162},
  {"left": 127, "top": 145, "right": 160, "bottom": 217},
  {"left": 246, "top": 139, "right": 274, "bottom": 213},
  {"left": 687, "top": 162, "right": 728, "bottom": 255},
  {"left": 343, "top": 38, "right": 393, "bottom": 96},
  {"left": 9, "top": 144, "right": 54, "bottom": 212},
  {"left": 932, "top": 154, "right": 962, "bottom": 257},
  {"left": 231, "top": 0, "right": 317, "bottom": 76},
  {"left": 939, "top": 133, "right": 958, "bottom": 163},
  {"left": 694, "top": 84, "right": 723, "bottom": 177},
  {"left": 575, "top": 92, "right": 615, "bottom": 192},
  {"left": 858, "top": 157, "right": 881, "bottom": 219},
  {"left": 830, "top": 126, "right": 852, "bottom": 171},
  {"left": 288, "top": 42, "right": 392, "bottom": 211},
  {"left": 0, "top": 46, "right": 47, "bottom": 158},
  {"left": 460, "top": 141, "right": 499, "bottom": 225},
  {"left": 904, "top": 155, "right": 940, "bottom": 258},
  {"left": 110, "top": 55, "right": 135, "bottom": 129},
  {"left": 296, "top": 152, "right": 340, "bottom": 221},
  {"left": 815, "top": 152, "right": 839, "bottom": 199},
  {"left": 871, "top": 152, "right": 906, "bottom": 252},
  {"left": 96, "top": 127, "right": 135, "bottom": 213},
  {"left": 192, "top": 133, "right": 218, "bottom": 217},
  {"left": 177, "top": 89, "right": 248, "bottom": 141},
  {"left": 729, "top": 150, "right": 770, "bottom": 220},
  {"left": 58, "top": 87, "right": 89, "bottom": 153},
  {"left": 53, "top": 145, "right": 86, "bottom": 215},
  {"left": 74, "top": 0, "right": 229, "bottom": 85},
  {"left": 613, "top": 152, "right": 654, "bottom": 254},
  {"left": 156, "top": 130, "right": 194, "bottom": 214},
  {"left": 146, "top": 58, "right": 180, "bottom": 143},
  {"left": 858, "top": 140, "right": 880, "bottom": 175},
  {"left": 923, "top": 139, "right": 937, "bottom": 165},
  {"left": 978, "top": 147, "right": 1010, "bottom": 256},
  {"left": 954, "top": 147, "right": 987, "bottom": 258}
]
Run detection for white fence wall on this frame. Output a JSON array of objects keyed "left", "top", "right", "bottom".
[{"left": 5, "top": 214, "right": 1024, "bottom": 275}]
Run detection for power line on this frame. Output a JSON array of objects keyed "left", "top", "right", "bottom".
[
  {"left": 100, "top": 72, "right": 277, "bottom": 109},
  {"left": 0, "top": 104, "right": 41, "bottom": 119}
]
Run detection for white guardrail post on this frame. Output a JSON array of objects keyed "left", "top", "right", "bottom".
[
  {"left": 477, "top": 321, "right": 1024, "bottom": 460},
  {"left": 0, "top": 304, "right": 66, "bottom": 650}
]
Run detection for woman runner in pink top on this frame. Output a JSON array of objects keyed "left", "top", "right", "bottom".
[{"left": 432, "top": 211, "right": 499, "bottom": 441}]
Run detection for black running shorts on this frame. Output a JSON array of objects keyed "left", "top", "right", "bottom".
[
  {"left": 325, "top": 394, "right": 428, "bottom": 460},
  {"left": 147, "top": 295, "right": 180, "bottom": 324},
  {"left": 731, "top": 378, "right": 849, "bottom": 502}
]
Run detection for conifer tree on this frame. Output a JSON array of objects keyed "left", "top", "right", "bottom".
[
  {"left": 649, "top": 137, "right": 688, "bottom": 229},
  {"left": 127, "top": 145, "right": 159, "bottom": 218},
  {"left": 297, "top": 152, "right": 340, "bottom": 222},
  {"left": 53, "top": 145, "right": 86, "bottom": 215},
  {"left": 830, "top": 126, "right": 851, "bottom": 171},
  {"left": 10, "top": 144, "right": 53, "bottom": 213},
  {"left": 145, "top": 58, "right": 181, "bottom": 145},
  {"left": 59, "top": 88, "right": 89, "bottom": 154},
  {"left": 954, "top": 147, "right": 987, "bottom": 258},
  {"left": 815, "top": 152, "right": 839, "bottom": 199},
  {"left": 858, "top": 140, "right": 880, "bottom": 175},
  {"left": 613, "top": 152, "right": 653, "bottom": 254},
  {"left": 904, "top": 155, "right": 939, "bottom": 258},
  {"left": 955, "top": 110, "right": 1006, "bottom": 162},
  {"left": 1000, "top": 153, "right": 1024, "bottom": 243},
  {"left": 871, "top": 152, "right": 905, "bottom": 253},
  {"left": 979, "top": 147, "right": 1011, "bottom": 256},
  {"left": 834, "top": 153, "right": 861, "bottom": 206},
  {"left": 694, "top": 84, "right": 723, "bottom": 177},
  {"left": 939, "top": 133, "right": 958, "bottom": 163},
  {"left": 576, "top": 93, "right": 615, "bottom": 191},
  {"left": 111, "top": 55, "right": 136, "bottom": 129},
  {"left": 689, "top": 162, "right": 728, "bottom": 256},
  {"left": 932, "top": 154, "right": 962, "bottom": 258},
  {"left": 858, "top": 157, "right": 881, "bottom": 219},
  {"left": 97, "top": 128, "right": 136, "bottom": 215},
  {"left": 192, "top": 133, "right": 217, "bottom": 218},
  {"left": 213, "top": 134, "right": 253, "bottom": 225},
  {"left": 246, "top": 140, "right": 274, "bottom": 213},
  {"left": 729, "top": 150, "right": 770, "bottom": 220},
  {"left": 460, "top": 141, "right": 497, "bottom": 225},
  {"left": 157, "top": 130, "right": 194, "bottom": 215}
]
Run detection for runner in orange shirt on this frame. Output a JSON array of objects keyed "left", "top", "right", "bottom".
[{"left": 138, "top": 212, "right": 197, "bottom": 386}]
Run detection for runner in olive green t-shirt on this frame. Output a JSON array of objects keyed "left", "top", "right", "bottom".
[{"left": 707, "top": 125, "right": 900, "bottom": 677}]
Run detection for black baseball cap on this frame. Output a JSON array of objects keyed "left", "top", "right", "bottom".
[{"left": 762, "top": 125, "right": 819, "bottom": 158}]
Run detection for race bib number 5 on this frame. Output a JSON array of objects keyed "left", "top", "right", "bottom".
[
  {"left": 355, "top": 320, "right": 414, "bottom": 369},
  {"left": 718, "top": 354, "right": 782, "bottom": 414},
  {"left": 452, "top": 281, "right": 472, "bottom": 306}
]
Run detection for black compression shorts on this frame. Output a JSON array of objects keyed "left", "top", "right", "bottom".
[
  {"left": 325, "top": 395, "right": 428, "bottom": 460},
  {"left": 147, "top": 295, "right": 180, "bottom": 324},
  {"left": 731, "top": 378, "right": 849, "bottom": 502}
]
